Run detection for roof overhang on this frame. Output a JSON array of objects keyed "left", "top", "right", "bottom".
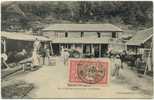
[
  {"left": 1, "top": 32, "right": 50, "bottom": 42},
  {"left": 142, "top": 34, "right": 153, "bottom": 43},
  {"left": 49, "top": 37, "right": 123, "bottom": 44},
  {"left": 127, "top": 34, "right": 153, "bottom": 46}
]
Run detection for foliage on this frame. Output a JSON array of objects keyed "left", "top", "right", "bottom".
[{"left": 1, "top": 1, "right": 153, "bottom": 31}]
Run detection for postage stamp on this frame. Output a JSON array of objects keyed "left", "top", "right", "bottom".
[{"left": 69, "top": 59, "right": 109, "bottom": 85}]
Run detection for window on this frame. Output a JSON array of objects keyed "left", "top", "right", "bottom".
[
  {"left": 97, "top": 32, "right": 101, "bottom": 38},
  {"left": 65, "top": 32, "right": 68, "bottom": 37},
  {"left": 112, "top": 32, "right": 116, "bottom": 38}
]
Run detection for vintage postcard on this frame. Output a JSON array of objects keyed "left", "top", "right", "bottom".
[{"left": 1, "top": 1, "right": 153, "bottom": 99}]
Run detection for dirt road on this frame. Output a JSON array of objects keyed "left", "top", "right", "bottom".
[{"left": 2, "top": 57, "right": 153, "bottom": 98}]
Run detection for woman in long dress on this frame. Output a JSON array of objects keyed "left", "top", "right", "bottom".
[
  {"left": 33, "top": 38, "right": 41, "bottom": 51},
  {"left": 31, "top": 38, "right": 41, "bottom": 69},
  {"left": 31, "top": 49, "right": 40, "bottom": 70}
]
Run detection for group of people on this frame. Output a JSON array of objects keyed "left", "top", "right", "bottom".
[
  {"left": 31, "top": 38, "right": 51, "bottom": 69},
  {"left": 1, "top": 38, "right": 52, "bottom": 71},
  {"left": 2, "top": 49, "right": 29, "bottom": 70},
  {"left": 110, "top": 49, "right": 148, "bottom": 79},
  {"left": 111, "top": 50, "right": 127, "bottom": 79},
  {"left": 2, "top": 38, "right": 147, "bottom": 76},
  {"left": 112, "top": 54, "right": 125, "bottom": 79},
  {"left": 135, "top": 57, "right": 146, "bottom": 73}
]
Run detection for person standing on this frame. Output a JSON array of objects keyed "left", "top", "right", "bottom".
[
  {"left": 112, "top": 55, "right": 122, "bottom": 78},
  {"left": 40, "top": 44, "right": 46, "bottom": 65},
  {"left": 31, "top": 49, "right": 40, "bottom": 70},
  {"left": 135, "top": 57, "right": 145, "bottom": 73},
  {"left": 31, "top": 38, "right": 41, "bottom": 70},
  {"left": 1, "top": 53, "right": 9, "bottom": 69},
  {"left": 107, "top": 48, "right": 112, "bottom": 58},
  {"left": 61, "top": 46, "right": 64, "bottom": 56},
  {"left": 61, "top": 46, "right": 65, "bottom": 62},
  {"left": 120, "top": 50, "right": 127, "bottom": 69},
  {"left": 94, "top": 47, "right": 99, "bottom": 57},
  {"left": 44, "top": 44, "right": 50, "bottom": 65},
  {"left": 63, "top": 49, "right": 70, "bottom": 65},
  {"left": 33, "top": 38, "right": 41, "bottom": 51}
]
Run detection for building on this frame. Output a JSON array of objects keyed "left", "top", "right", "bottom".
[
  {"left": 42, "top": 24, "right": 125, "bottom": 57},
  {"left": 1, "top": 32, "right": 50, "bottom": 63},
  {"left": 127, "top": 28, "right": 153, "bottom": 73},
  {"left": 127, "top": 27, "right": 153, "bottom": 54}
]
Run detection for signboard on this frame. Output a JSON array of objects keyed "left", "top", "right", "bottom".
[{"left": 69, "top": 59, "right": 109, "bottom": 85}]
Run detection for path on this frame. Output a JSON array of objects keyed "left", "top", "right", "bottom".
[{"left": 2, "top": 57, "right": 153, "bottom": 98}]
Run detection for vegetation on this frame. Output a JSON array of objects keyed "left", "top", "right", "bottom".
[{"left": 1, "top": 1, "right": 153, "bottom": 32}]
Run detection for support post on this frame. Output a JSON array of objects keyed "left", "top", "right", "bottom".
[
  {"left": 135, "top": 46, "right": 138, "bottom": 55},
  {"left": 99, "top": 44, "right": 101, "bottom": 57},
  {"left": 66, "top": 44, "right": 68, "bottom": 49},
  {"left": 81, "top": 44, "right": 83, "bottom": 53},
  {"left": 59, "top": 44, "right": 61, "bottom": 56},
  {"left": 91, "top": 44, "right": 94, "bottom": 55},
  {"left": 50, "top": 42, "right": 53, "bottom": 55},
  {"left": 81, "top": 44, "right": 84, "bottom": 58}
]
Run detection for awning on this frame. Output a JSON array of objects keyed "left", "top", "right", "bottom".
[
  {"left": 50, "top": 37, "right": 115, "bottom": 44},
  {"left": 1, "top": 32, "right": 50, "bottom": 41}
]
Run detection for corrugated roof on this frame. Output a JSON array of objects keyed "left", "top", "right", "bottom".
[
  {"left": 1, "top": 32, "right": 50, "bottom": 41},
  {"left": 42, "top": 24, "right": 123, "bottom": 32},
  {"left": 127, "top": 27, "right": 153, "bottom": 46}
]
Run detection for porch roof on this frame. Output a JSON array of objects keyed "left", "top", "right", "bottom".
[
  {"left": 1, "top": 32, "right": 50, "bottom": 41},
  {"left": 126, "top": 27, "right": 153, "bottom": 46},
  {"left": 50, "top": 37, "right": 123, "bottom": 44}
]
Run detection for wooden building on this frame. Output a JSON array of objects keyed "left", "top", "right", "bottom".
[
  {"left": 42, "top": 24, "right": 125, "bottom": 57},
  {"left": 127, "top": 28, "right": 153, "bottom": 73},
  {"left": 1, "top": 32, "right": 50, "bottom": 63},
  {"left": 127, "top": 27, "right": 153, "bottom": 54}
]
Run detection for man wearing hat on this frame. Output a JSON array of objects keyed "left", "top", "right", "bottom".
[
  {"left": 112, "top": 54, "right": 122, "bottom": 78},
  {"left": 63, "top": 49, "right": 70, "bottom": 65}
]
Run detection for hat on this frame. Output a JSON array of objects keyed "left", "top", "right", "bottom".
[
  {"left": 64, "top": 49, "right": 68, "bottom": 51},
  {"left": 116, "top": 55, "right": 120, "bottom": 58}
]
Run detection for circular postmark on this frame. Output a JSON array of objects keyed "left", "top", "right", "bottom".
[{"left": 77, "top": 61, "right": 105, "bottom": 84}]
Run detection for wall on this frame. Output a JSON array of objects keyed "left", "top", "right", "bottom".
[{"left": 43, "top": 31, "right": 117, "bottom": 38}]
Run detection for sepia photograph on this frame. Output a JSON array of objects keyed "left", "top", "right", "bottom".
[{"left": 1, "top": 1, "right": 153, "bottom": 99}]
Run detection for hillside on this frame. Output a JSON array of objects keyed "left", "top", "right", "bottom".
[{"left": 1, "top": 1, "right": 153, "bottom": 32}]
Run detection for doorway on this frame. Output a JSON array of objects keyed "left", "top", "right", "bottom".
[
  {"left": 52, "top": 44, "right": 60, "bottom": 56},
  {"left": 101, "top": 44, "right": 108, "bottom": 57},
  {"left": 83, "top": 44, "right": 91, "bottom": 54}
]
